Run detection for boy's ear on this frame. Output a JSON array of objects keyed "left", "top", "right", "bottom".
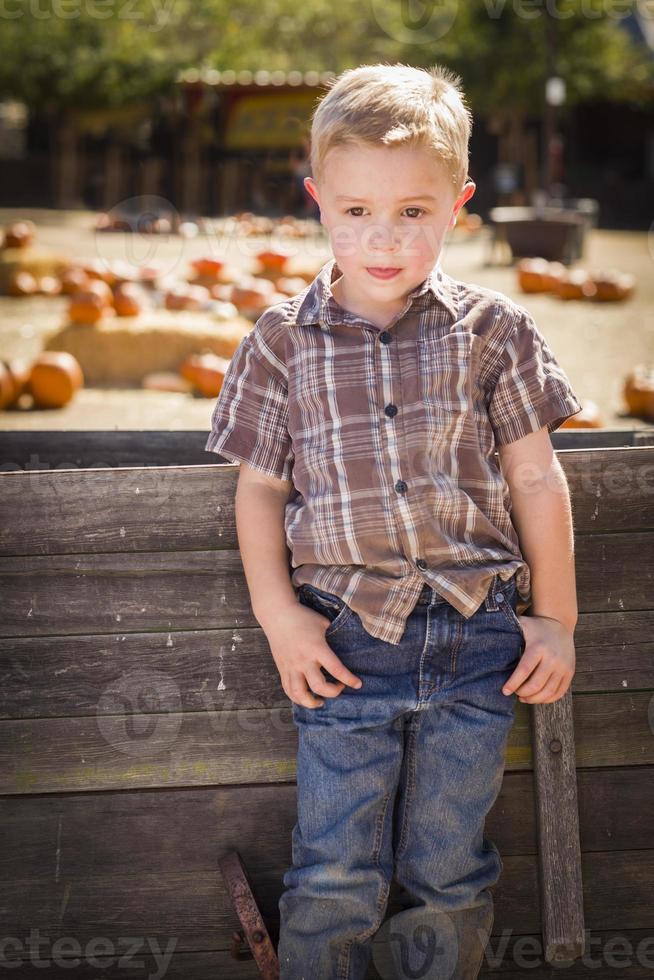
[
  {"left": 303, "top": 177, "right": 323, "bottom": 223},
  {"left": 450, "top": 180, "right": 476, "bottom": 227},
  {"left": 304, "top": 177, "right": 320, "bottom": 206}
]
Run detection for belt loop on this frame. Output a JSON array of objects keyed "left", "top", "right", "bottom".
[{"left": 485, "top": 575, "right": 500, "bottom": 611}]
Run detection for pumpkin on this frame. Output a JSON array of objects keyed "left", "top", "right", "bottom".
[
  {"left": 164, "top": 284, "right": 211, "bottom": 311},
  {"left": 60, "top": 267, "right": 91, "bottom": 295},
  {"left": 623, "top": 365, "right": 654, "bottom": 420},
  {"left": 0, "top": 358, "right": 31, "bottom": 409},
  {"left": 552, "top": 270, "right": 596, "bottom": 301},
  {"left": 0, "top": 362, "right": 14, "bottom": 409},
  {"left": 6, "top": 270, "right": 38, "bottom": 296},
  {"left": 255, "top": 249, "right": 293, "bottom": 273},
  {"left": 516, "top": 258, "right": 550, "bottom": 293},
  {"left": 68, "top": 290, "right": 108, "bottom": 324},
  {"left": 38, "top": 275, "right": 62, "bottom": 296},
  {"left": 85, "top": 278, "right": 114, "bottom": 307},
  {"left": 2, "top": 220, "right": 36, "bottom": 250},
  {"left": 27, "top": 351, "right": 84, "bottom": 408},
  {"left": 179, "top": 352, "right": 232, "bottom": 398},
  {"left": 589, "top": 269, "right": 636, "bottom": 302},
  {"left": 190, "top": 257, "right": 225, "bottom": 280},
  {"left": 231, "top": 277, "right": 275, "bottom": 311},
  {"left": 113, "top": 283, "right": 145, "bottom": 317},
  {"left": 81, "top": 258, "right": 115, "bottom": 285}
]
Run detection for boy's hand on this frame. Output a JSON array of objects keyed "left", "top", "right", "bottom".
[
  {"left": 502, "top": 614, "right": 576, "bottom": 704},
  {"left": 263, "top": 602, "right": 363, "bottom": 709}
]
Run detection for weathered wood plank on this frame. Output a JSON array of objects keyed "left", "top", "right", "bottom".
[
  {"left": 0, "top": 612, "right": 652, "bottom": 722},
  {"left": 531, "top": 692, "right": 585, "bottom": 962},
  {"left": 0, "top": 852, "right": 652, "bottom": 952},
  {"left": 1, "top": 447, "right": 653, "bottom": 558},
  {"left": 1, "top": 428, "right": 652, "bottom": 474},
  {"left": 0, "top": 429, "right": 234, "bottom": 469},
  {"left": 1, "top": 533, "right": 652, "bottom": 637},
  {"left": 1, "top": 693, "right": 653, "bottom": 795},
  {"left": 1, "top": 769, "right": 650, "bottom": 878},
  {"left": 6, "top": 928, "right": 654, "bottom": 979}
]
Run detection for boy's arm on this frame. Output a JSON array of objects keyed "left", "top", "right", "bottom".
[
  {"left": 497, "top": 427, "right": 577, "bottom": 703},
  {"left": 498, "top": 427, "right": 578, "bottom": 633},
  {"left": 235, "top": 463, "right": 298, "bottom": 631},
  {"left": 235, "top": 463, "right": 364, "bottom": 708}
]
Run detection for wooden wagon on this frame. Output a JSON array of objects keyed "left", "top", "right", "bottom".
[{"left": 1, "top": 428, "right": 653, "bottom": 978}]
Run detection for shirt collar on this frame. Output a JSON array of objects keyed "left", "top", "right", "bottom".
[{"left": 295, "top": 256, "right": 458, "bottom": 327}]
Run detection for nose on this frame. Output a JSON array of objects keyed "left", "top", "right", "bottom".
[{"left": 362, "top": 221, "right": 401, "bottom": 254}]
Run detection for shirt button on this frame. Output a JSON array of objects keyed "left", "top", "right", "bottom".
[
  {"left": 384, "top": 404, "right": 398, "bottom": 418},
  {"left": 379, "top": 331, "right": 392, "bottom": 344},
  {"left": 416, "top": 558, "right": 428, "bottom": 569},
  {"left": 395, "top": 480, "right": 408, "bottom": 494}
]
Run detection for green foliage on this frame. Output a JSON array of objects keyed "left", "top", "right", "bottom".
[{"left": 0, "top": 0, "right": 651, "bottom": 112}]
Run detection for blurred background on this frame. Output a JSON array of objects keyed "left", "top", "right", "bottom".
[{"left": 1, "top": 0, "right": 653, "bottom": 432}]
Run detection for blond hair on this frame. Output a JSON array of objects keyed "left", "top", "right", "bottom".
[{"left": 309, "top": 63, "right": 472, "bottom": 194}]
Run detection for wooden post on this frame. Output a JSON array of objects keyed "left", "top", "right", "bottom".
[
  {"left": 532, "top": 691, "right": 586, "bottom": 963},
  {"left": 103, "top": 142, "right": 125, "bottom": 211},
  {"left": 54, "top": 117, "right": 81, "bottom": 209}
]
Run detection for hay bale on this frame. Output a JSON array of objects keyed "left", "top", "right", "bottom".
[
  {"left": 0, "top": 247, "right": 71, "bottom": 292},
  {"left": 43, "top": 310, "right": 253, "bottom": 385}
]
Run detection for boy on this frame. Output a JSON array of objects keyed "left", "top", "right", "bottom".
[{"left": 205, "top": 63, "right": 581, "bottom": 980}]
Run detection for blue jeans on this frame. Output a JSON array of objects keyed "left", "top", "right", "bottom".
[{"left": 277, "top": 573, "right": 525, "bottom": 980}]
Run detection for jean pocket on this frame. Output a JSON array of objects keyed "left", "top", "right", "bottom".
[
  {"left": 298, "top": 584, "right": 354, "bottom": 636},
  {"left": 498, "top": 583, "right": 526, "bottom": 649}
]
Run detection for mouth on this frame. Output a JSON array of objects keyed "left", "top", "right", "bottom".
[{"left": 366, "top": 267, "right": 402, "bottom": 280}]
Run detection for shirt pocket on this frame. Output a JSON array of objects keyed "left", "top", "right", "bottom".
[{"left": 416, "top": 330, "right": 476, "bottom": 414}]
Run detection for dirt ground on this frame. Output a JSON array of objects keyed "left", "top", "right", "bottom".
[{"left": 1, "top": 207, "right": 652, "bottom": 432}]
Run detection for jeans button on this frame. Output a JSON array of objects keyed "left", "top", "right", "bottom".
[{"left": 496, "top": 593, "right": 504, "bottom": 603}]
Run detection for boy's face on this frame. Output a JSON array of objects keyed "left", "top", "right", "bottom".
[{"left": 304, "top": 143, "right": 475, "bottom": 322}]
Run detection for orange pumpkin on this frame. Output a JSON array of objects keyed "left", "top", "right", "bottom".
[
  {"left": 27, "top": 351, "right": 84, "bottom": 408},
  {"left": 255, "top": 249, "right": 292, "bottom": 273},
  {"left": 0, "top": 358, "right": 31, "bottom": 409},
  {"left": 60, "top": 267, "right": 91, "bottom": 295},
  {"left": 81, "top": 258, "right": 115, "bottom": 285},
  {"left": 0, "top": 362, "right": 14, "bottom": 409},
  {"left": 552, "top": 270, "right": 596, "bottom": 301},
  {"left": 164, "top": 284, "right": 210, "bottom": 311},
  {"left": 68, "top": 290, "right": 107, "bottom": 324},
  {"left": 179, "top": 352, "right": 232, "bottom": 397},
  {"left": 38, "top": 275, "right": 62, "bottom": 296},
  {"left": 623, "top": 365, "right": 654, "bottom": 420},
  {"left": 516, "top": 257, "right": 551, "bottom": 293},
  {"left": 589, "top": 269, "right": 635, "bottom": 302},
  {"left": 85, "top": 278, "right": 114, "bottom": 307},
  {"left": 113, "top": 283, "right": 144, "bottom": 317},
  {"left": 190, "top": 257, "right": 225, "bottom": 280},
  {"left": 6, "top": 270, "right": 38, "bottom": 296},
  {"left": 2, "top": 220, "right": 36, "bottom": 250}
]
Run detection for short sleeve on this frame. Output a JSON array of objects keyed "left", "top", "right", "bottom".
[
  {"left": 488, "top": 310, "right": 583, "bottom": 447},
  {"left": 204, "top": 331, "right": 294, "bottom": 482}
]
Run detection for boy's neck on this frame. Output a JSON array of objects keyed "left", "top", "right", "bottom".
[{"left": 330, "top": 264, "right": 439, "bottom": 330}]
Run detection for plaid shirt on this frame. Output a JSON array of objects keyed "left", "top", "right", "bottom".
[{"left": 205, "top": 257, "right": 582, "bottom": 645}]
